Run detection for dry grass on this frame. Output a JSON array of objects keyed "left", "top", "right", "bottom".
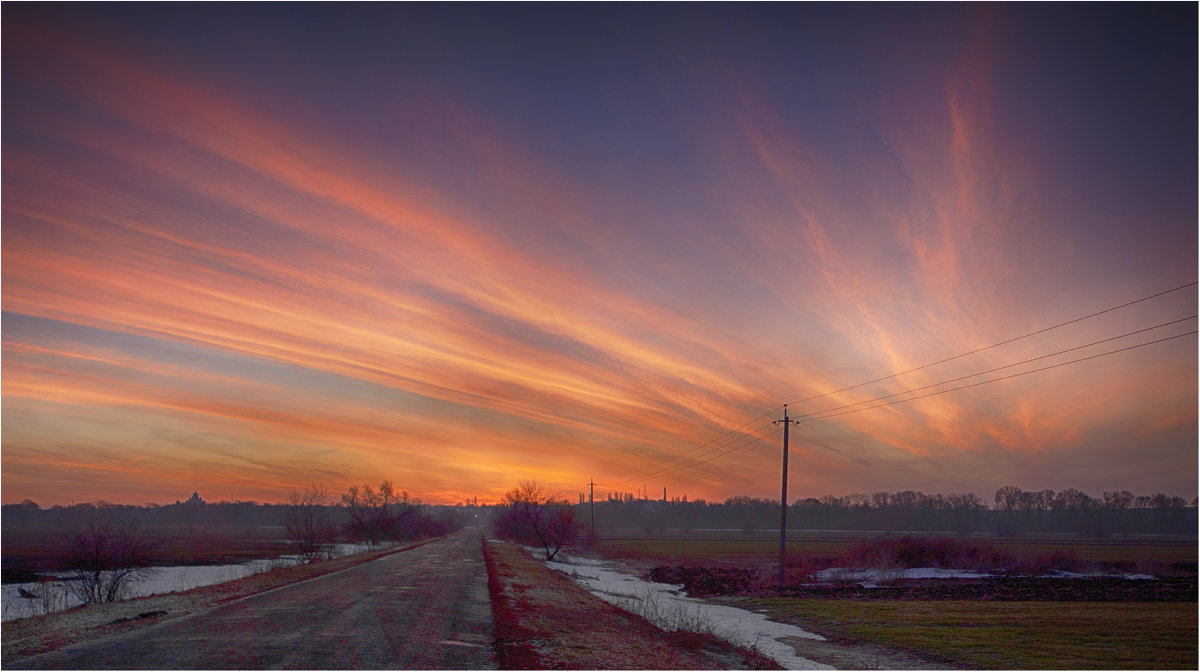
[
  {"left": 597, "top": 535, "right": 848, "bottom": 569},
  {"left": 3, "top": 527, "right": 300, "bottom": 573},
  {"left": 2, "top": 540, "right": 434, "bottom": 666},
  {"left": 598, "top": 532, "right": 1197, "bottom": 576},
  {"left": 747, "top": 598, "right": 1198, "bottom": 669},
  {"left": 483, "top": 539, "right": 779, "bottom": 670}
]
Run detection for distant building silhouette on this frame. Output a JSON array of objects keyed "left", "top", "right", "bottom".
[{"left": 175, "top": 491, "right": 206, "bottom": 507}]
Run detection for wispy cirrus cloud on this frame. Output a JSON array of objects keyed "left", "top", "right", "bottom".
[{"left": 3, "top": 6, "right": 1194, "bottom": 504}]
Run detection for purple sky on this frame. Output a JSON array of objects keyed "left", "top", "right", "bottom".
[{"left": 2, "top": 4, "right": 1196, "bottom": 506}]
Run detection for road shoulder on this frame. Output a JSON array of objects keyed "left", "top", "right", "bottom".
[{"left": 483, "top": 538, "right": 779, "bottom": 670}]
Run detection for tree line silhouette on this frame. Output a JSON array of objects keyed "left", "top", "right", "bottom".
[
  {"left": 4, "top": 484, "right": 1194, "bottom": 540},
  {"left": 2, "top": 486, "right": 473, "bottom": 542},
  {"left": 1, "top": 481, "right": 1193, "bottom": 605},
  {"left": 1, "top": 482, "right": 475, "bottom": 595},
  {"left": 579, "top": 486, "right": 1196, "bottom": 536}
]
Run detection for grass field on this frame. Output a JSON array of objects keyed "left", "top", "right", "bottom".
[
  {"left": 596, "top": 531, "right": 1198, "bottom": 573},
  {"left": 594, "top": 531, "right": 1197, "bottom": 669},
  {"left": 743, "top": 598, "right": 1198, "bottom": 669},
  {"left": 3, "top": 526, "right": 302, "bottom": 582}
]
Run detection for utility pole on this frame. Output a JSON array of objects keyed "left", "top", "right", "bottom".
[
  {"left": 773, "top": 404, "right": 800, "bottom": 587},
  {"left": 589, "top": 478, "right": 595, "bottom": 537}
]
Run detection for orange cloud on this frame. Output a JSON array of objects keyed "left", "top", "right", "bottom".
[{"left": 3, "top": 11, "right": 1194, "bottom": 506}]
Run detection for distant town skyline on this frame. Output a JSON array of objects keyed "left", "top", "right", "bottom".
[{"left": 3, "top": 4, "right": 1196, "bottom": 506}]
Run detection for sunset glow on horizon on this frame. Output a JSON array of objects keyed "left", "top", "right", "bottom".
[{"left": 3, "top": 4, "right": 1196, "bottom": 507}]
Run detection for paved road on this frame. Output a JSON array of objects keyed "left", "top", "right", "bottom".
[{"left": 13, "top": 529, "right": 497, "bottom": 670}]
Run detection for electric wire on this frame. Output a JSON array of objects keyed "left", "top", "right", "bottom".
[
  {"left": 602, "top": 281, "right": 1197, "bottom": 486},
  {"left": 629, "top": 422, "right": 782, "bottom": 482},
  {"left": 614, "top": 328, "right": 1195, "bottom": 480},
  {"left": 608, "top": 405, "right": 782, "bottom": 479},
  {"left": 601, "top": 424, "right": 784, "bottom": 491},
  {"left": 637, "top": 329, "right": 1196, "bottom": 481},
  {"left": 790, "top": 315, "right": 1198, "bottom": 421},
  {"left": 796, "top": 330, "right": 1197, "bottom": 424},
  {"left": 646, "top": 425, "right": 784, "bottom": 480},
  {"left": 786, "top": 281, "right": 1197, "bottom": 408},
  {"left": 602, "top": 419, "right": 781, "bottom": 486}
]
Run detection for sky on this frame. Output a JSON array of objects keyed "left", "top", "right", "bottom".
[{"left": 2, "top": 4, "right": 1196, "bottom": 507}]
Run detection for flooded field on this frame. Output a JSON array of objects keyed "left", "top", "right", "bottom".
[{"left": 1, "top": 542, "right": 377, "bottom": 622}]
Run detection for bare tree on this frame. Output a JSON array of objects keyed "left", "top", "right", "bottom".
[
  {"left": 284, "top": 483, "right": 332, "bottom": 561},
  {"left": 386, "top": 488, "right": 421, "bottom": 540},
  {"left": 341, "top": 483, "right": 374, "bottom": 541},
  {"left": 61, "top": 518, "right": 157, "bottom": 604},
  {"left": 994, "top": 485, "right": 1025, "bottom": 511},
  {"left": 843, "top": 492, "right": 871, "bottom": 509},
  {"left": 492, "top": 480, "right": 581, "bottom": 561},
  {"left": 1055, "top": 488, "right": 1095, "bottom": 510},
  {"left": 1102, "top": 490, "right": 1134, "bottom": 509},
  {"left": 1035, "top": 489, "right": 1058, "bottom": 511},
  {"left": 341, "top": 481, "right": 420, "bottom": 543},
  {"left": 945, "top": 492, "right": 986, "bottom": 511}
]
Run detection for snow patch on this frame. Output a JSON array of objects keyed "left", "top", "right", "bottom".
[
  {"left": 815, "top": 566, "right": 992, "bottom": 585},
  {"left": 815, "top": 566, "right": 1160, "bottom": 586},
  {"left": 544, "top": 553, "right": 832, "bottom": 671},
  {"left": 1, "top": 542, "right": 381, "bottom": 622},
  {"left": 1039, "top": 569, "right": 1159, "bottom": 580}
]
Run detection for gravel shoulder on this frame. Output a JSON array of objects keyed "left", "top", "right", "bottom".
[{"left": 1, "top": 540, "right": 433, "bottom": 666}]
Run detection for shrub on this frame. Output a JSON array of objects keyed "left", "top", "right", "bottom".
[
  {"left": 340, "top": 481, "right": 423, "bottom": 543},
  {"left": 283, "top": 483, "right": 334, "bottom": 561},
  {"left": 844, "top": 536, "right": 1012, "bottom": 571},
  {"left": 60, "top": 519, "right": 158, "bottom": 604},
  {"left": 491, "top": 480, "right": 582, "bottom": 561},
  {"left": 1008, "top": 549, "right": 1084, "bottom": 575},
  {"left": 648, "top": 566, "right": 754, "bottom": 596}
]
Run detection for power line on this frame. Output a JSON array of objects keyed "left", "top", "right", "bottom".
[
  {"left": 602, "top": 281, "right": 1196, "bottom": 486},
  {"left": 629, "top": 423, "right": 782, "bottom": 482},
  {"left": 627, "top": 328, "right": 1195, "bottom": 483},
  {"left": 605, "top": 421, "right": 781, "bottom": 486},
  {"left": 606, "top": 326, "right": 1195, "bottom": 485},
  {"left": 797, "top": 330, "right": 1197, "bottom": 424},
  {"left": 786, "top": 281, "right": 1197, "bottom": 408},
  {"left": 791, "top": 315, "right": 1198, "bottom": 421},
  {"left": 609, "top": 405, "right": 781, "bottom": 479}
]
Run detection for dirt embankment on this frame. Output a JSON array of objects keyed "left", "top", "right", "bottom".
[{"left": 483, "top": 540, "right": 780, "bottom": 670}]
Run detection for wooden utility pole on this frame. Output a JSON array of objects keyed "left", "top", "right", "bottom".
[
  {"left": 589, "top": 477, "right": 595, "bottom": 537},
  {"left": 773, "top": 404, "right": 800, "bottom": 587}
]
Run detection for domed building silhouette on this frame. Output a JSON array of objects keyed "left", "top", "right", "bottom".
[{"left": 175, "top": 491, "right": 206, "bottom": 506}]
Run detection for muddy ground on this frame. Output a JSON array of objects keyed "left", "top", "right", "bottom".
[{"left": 648, "top": 565, "right": 1198, "bottom": 601}]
